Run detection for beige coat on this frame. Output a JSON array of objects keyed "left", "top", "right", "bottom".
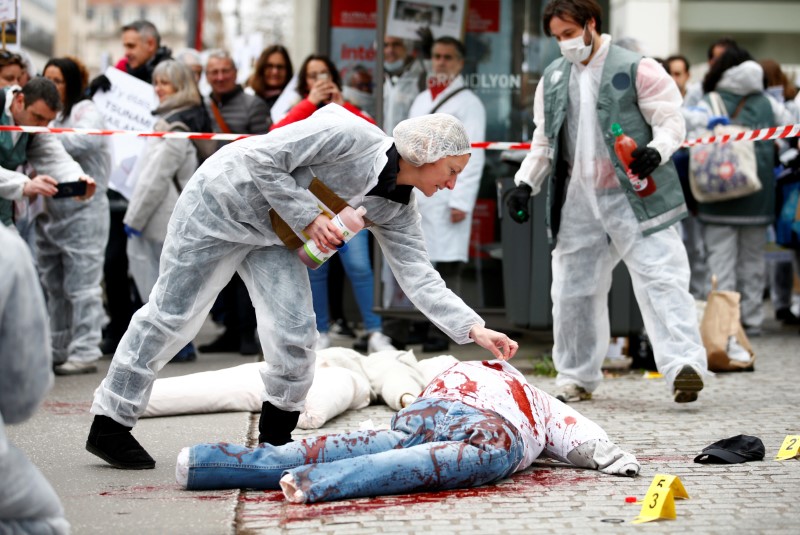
[{"left": 123, "top": 114, "right": 199, "bottom": 242}]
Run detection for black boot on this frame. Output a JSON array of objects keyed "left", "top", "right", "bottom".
[
  {"left": 257, "top": 401, "right": 300, "bottom": 446},
  {"left": 86, "top": 415, "right": 156, "bottom": 469}
]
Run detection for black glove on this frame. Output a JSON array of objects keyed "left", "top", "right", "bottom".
[
  {"left": 629, "top": 147, "right": 661, "bottom": 179},
  {"left": 415, "top": 26, "right": 434, "bottom": 59},
  {"left": 506, "top": 184, "right": 533, "bottom": 224},
  {"left": 86, "top": 74, "right": 111, "bottom": 98}
]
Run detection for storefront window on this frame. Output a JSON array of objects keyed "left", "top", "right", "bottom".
[{"left": 322, "top": 0, "right": 606, "bottom": 321}]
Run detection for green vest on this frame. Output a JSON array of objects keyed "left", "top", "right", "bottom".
[
  {"left": 0, "top": 90, "right": 30, "bottom": 226},
  {"left": 541, "top": 45, "right": 686, "bottom": 242}
]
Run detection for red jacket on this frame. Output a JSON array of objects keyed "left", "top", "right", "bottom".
[{"left": 270, "top": 98, "right": 376, "bottom": 131}]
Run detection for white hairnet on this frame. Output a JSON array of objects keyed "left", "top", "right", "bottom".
[{"left": 393, "top": 113, "right": 471, "bottom": 166}]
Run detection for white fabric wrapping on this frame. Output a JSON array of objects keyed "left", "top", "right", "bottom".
[{"left": 141, "top": 348, "right": 457, "bottom": 428}]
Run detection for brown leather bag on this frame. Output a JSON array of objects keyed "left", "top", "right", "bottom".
[{"left": 268, "top": 178, "right": 354, "bottom": 250}]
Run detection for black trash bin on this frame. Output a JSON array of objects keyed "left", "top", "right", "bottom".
[{"left": 498, "top": 177, "right": 644, "bottom": 336}]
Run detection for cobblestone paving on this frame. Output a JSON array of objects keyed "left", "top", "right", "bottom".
[{"left": 237, "top": 326, "right": 800, "bottom": 534}]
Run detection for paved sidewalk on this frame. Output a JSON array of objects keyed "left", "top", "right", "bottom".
[{"left": 6, "top": 318, "right": 799, "bottom": 534}]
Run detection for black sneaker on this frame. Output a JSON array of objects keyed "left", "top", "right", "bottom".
[
  {"left": 330, "top": 318, "right": 356, "bottom": 338},
  {"left": 352, "top": 334, "right": 368, "bottom": 352},
  {"left": 86, "top": 415, "right": 156, "bottom": 469},
  {"left": 776, "top": 308, "right": 800, "bottom": 325}
]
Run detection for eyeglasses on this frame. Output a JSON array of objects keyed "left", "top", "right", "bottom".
[
  {"left": 265, "top": 63, "right": 287, "bottom": 71},
  {"left": 0, "top": 49, "right": 21, "bottom": 62}
]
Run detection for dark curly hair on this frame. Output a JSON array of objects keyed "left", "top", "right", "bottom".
[
  {"left": 43, "top": 56, "right": 88, "bottom": 119},
  {"left": 543, "top": 0, "right": 603, "bottom": 37},
  {"left": 702, "top": 47, "right": 754, "bottom": 94}
]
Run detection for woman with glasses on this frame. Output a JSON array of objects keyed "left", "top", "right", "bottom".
[
  {"left": 246, "top": 45, "right": 294, "bottom": 114},
  {"left": 40, "top": 56, "right": 112, "bottom": 376},
  {"left": 270, "top": 54, "right": 375, "bottom": 130}
]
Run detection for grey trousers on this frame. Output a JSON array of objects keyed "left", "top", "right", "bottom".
[{"left": 703, "top": 224, "right": 767, "bottom": 328}]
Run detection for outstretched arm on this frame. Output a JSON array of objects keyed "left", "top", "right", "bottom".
[
  {"left": 530, "top": 383, "right": 640, "bottom": 476},
  {"left": 469, "top": 325, "right": 518, "bottom": 360}
]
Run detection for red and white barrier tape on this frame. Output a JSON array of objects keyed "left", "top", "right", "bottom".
[
  {"left": 680, "top": 123, "right": 800, "bottom": 148},
  {"left": 1, "top": 123, "right": 798, "bottom": 151}
]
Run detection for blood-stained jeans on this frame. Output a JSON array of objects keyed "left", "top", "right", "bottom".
[{"left": 184, "top": 398, "right": 525, "bottom": 502}]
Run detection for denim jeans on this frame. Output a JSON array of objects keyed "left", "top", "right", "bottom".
[
  {"left": 185, "top": 398, "right": 525, "bottom": 502},
  {"left": 308, "top": 231, "right": 381, "bottom": 333}
]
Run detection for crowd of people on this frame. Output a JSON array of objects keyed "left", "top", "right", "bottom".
[{"left": 2, "top": 0, "right": 800, "bottom": 528}]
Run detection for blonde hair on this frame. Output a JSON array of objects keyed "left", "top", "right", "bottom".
[{"left": 152, "top": 60, "right": 202, "bottom": 108}]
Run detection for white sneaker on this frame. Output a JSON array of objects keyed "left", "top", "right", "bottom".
[
  {"left": 54, "top": 360, "right": 98, "bottom": 376},
  {"left": 315, "top": 333, "right": 330, "bottom": 350},
  {"left": 367, "top": 331, "right": 396, "bottom": 353}
]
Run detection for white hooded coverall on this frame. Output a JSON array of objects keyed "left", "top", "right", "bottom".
[
  {"left": 91, "top": 105, "right": 485, "bottom": 427},
  {"left": 515, "top": 36, "right": 707, "bottom": 393}
]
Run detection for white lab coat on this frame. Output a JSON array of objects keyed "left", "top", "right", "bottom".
[{"left": 409, "top": 76, "right": 486, "bottom": 262}]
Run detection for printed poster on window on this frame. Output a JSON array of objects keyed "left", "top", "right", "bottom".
[
  {"left": 0, "top": 0, "right": 15, "bottom": 23},
  {"left": 386, "top": 0, "right": 467, "bottom": 40}
]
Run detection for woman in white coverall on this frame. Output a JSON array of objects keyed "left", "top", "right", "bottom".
[
  {"left": 41, "top": 56, "right": 112, "bottom": 376},
  {"left": 87, "top": 105, "right": 518, "bottom": 470},
  {"left": 507, "top": 0, "right": 707, "bottom": 404}
]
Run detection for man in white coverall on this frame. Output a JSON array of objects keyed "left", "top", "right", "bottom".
[
  {"left": 177, "top": 359, "right": 639, "bottom": 502},
  {"left": 506, "top": 0, "right": 707, "bottom": 403},
  {"left": 87, "top": 106, "right": 518, "bottom": 470}
]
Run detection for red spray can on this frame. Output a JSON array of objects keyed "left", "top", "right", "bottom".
[{"left": 611, "top": 122, "right": 657, "bottom": 197}]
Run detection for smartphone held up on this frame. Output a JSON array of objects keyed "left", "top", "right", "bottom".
[{"left": 53, "top": 180, "right": 88, "bottom": 199}]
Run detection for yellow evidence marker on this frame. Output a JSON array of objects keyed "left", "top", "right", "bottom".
[
  {"left": 775, "top": 435, "right": 800, "bottom": 460},
  {"left": 632, "top": 474, "right": 689, "bottom": 524}
]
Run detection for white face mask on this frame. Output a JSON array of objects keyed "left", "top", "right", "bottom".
[
  {"left": 558, "top": 25, "right": 594, "bottom": 64},
  {"left": 384, "top": 59, "right": 405, "bottom": 73}
]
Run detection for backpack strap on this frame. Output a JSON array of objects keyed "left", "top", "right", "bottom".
[
  {"left": 431, "top": 86, "right": 468, "bottom": 114},
  {"left": 208, "top": 98, "right": 232, "bottom": 134},
  {"left": 731, "top": 96, "right": 749, "bottom": 120}
]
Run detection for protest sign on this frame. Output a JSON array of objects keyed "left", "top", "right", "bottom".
[{"left": 92, "top": 67, "right": 158, "bottom": 199}]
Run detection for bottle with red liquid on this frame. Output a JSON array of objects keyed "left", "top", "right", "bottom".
[
  {"left": 611, "top": 122, "right": 657, "bottom": 197},
  {"left": 298, "top": 206, "right": 367, "bottom": 269}
]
